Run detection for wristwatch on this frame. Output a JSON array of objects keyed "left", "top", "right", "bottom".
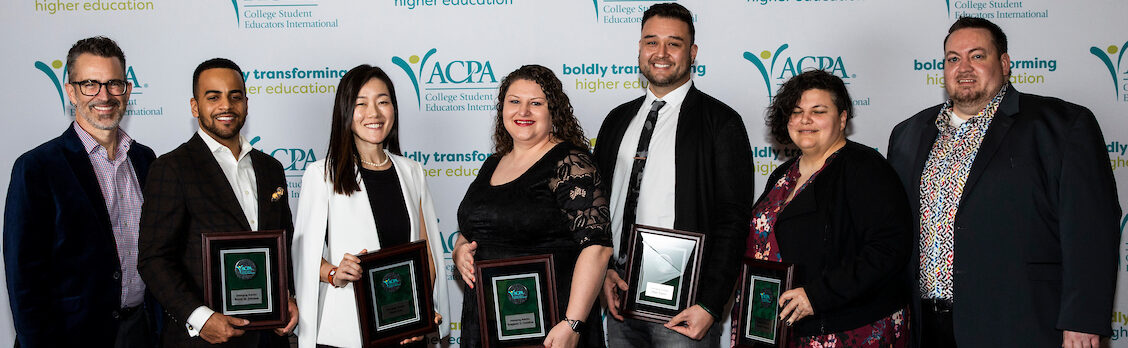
[{"left": 562, "top": 317, "right": 586, "bottom": 333}]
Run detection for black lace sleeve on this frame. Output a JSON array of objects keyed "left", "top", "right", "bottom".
[{"left": 548, "top": 149, "right": 613, "bottom": 249}]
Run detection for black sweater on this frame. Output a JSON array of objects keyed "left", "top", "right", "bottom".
[{"left": 756, "top": 140, "right": 912, "bottom": 336}]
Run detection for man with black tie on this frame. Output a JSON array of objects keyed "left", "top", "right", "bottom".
[
  {"left": 4, "top": 36, "right": 158, "bottom": 348},
  {"left": 593, "top": 3, "right": 754, "bottom": 346},
  {"left": 887, "top": 17, "right": 1121, "bottom": 348},
  {"left": 138, "top": 58, "right": 298, "bottom": 347}
]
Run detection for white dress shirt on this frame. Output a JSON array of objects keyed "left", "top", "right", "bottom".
[
  {"left": 185, "top": 129, "right": 259, "bottom": 336},
  {"left": 609, "top": 81, "right": 692, "bottom": 260}
]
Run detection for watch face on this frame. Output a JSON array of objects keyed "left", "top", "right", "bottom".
[{"left": 567, "top": 319, "right": 583, "bottom": 332}]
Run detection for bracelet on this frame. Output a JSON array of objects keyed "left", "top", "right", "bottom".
[{"left": 327, "top": 267, "right": 339, "bottom": 287}]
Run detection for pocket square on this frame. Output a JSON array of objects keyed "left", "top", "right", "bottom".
[{"left": 271, "top": 187, "right": 285, "bottom": 202}]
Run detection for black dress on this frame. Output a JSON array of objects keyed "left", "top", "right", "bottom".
[{"left": 457, "top": 142, "right": 612, "bottom": 348}]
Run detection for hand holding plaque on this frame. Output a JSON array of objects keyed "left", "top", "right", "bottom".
[
  {"left": 474, "top": 254, "right": 559, "bottom": 348},
  {"left": 201, "top": 230, "right": 291, "bottom": 330},
  {"left": 352, "top": 240, "right": 438, "bottom": 348},
  {"left": 731, "top": 258, "right": 794, "bottom": 348},
  {"left": 618, "top": 225, "right": 705, "bottom": 323}
]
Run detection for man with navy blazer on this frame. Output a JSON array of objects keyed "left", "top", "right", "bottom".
[
  {"left": 887, "top": 17, "right": 1120, "bottom": 347},
  {"left": 4, "top": 36, "right": 159, "bottom": 347},
  {"left": 594, "top": 4, "right": 754, "bottom": 346},
  {"left": 138, "top": 58, "right": 297, "bottom": 347}
]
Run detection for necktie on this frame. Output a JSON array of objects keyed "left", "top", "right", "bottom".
[{"left": 618, "top": 100, "right": 666, "bottom": 264}]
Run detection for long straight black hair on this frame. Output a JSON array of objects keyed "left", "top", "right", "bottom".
[{"left": 325, "top": 64, "right": 401, "bottom": 195}]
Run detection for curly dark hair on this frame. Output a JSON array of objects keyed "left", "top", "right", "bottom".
[
  {"left": 492, "top": 65, "right": 588, "bottom": 156},
  {"left": 766, "top": 69, "right": 853, "bottom": 145}
]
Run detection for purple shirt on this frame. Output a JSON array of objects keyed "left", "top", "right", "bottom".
[{"left": 73, "top": 122, "right": 145, "bottom": 308}]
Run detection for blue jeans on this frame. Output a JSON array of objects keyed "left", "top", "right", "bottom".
[{"left": 606, "top": 316, "right": 722, "bottom": 348}]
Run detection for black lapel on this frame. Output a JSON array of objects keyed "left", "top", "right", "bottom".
[
  {"left": 672, "top": 85, "right": 703, "bottom": 231},
  {"left": 960, "top": 87, "right": 1020, "bottom": 203},
  {"left": 250, "top": 150, "right": 282, "bottom": 231},
  {"left": 600, "top": 96, "right": 646, "bottom": 173},
  {"left": 126, "top": 141, "right": 151, "bottom": 189},
  {"left": 186, "top": 134, "right": 252, "bottom": 231},
  {"left": 910, "top": 112, "right": 940, "bottom": 207},
  {"left": 60, "top": 126, "right": 112, "bottom": 232}
]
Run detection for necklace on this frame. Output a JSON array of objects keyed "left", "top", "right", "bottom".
[{"left": 359, "top": 155, "right": 390, "bottom": 168}]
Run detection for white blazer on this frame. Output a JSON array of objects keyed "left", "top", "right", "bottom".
[{"left": 292, "top": 154, "right": 450, "bottom": 348}]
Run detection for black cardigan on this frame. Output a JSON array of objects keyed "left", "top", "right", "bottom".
[
  {"left": 755, "top": 140, "right": 912, "bottom": 336},
  {"left": 593, "top": 85, "right": 755, "bottom": 316}
]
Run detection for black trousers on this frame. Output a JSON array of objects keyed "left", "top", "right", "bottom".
[
  {"left": 114, "top": 304, "right": 154, "bottom": 348},
  {"left": 920, "top": 299, "right": 957, "bottom": 348}
]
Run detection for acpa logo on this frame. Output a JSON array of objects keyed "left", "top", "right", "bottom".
[
  {"left": 391, "top": 48, "right": 499, "bottom": 109},
  {"left": 1089, "top": 41, "right": 1128, "bottom": 101},
  {"left": 254, "top": 136, "right": 318, "bottom": 172},
  {"left": 36, "top": 59, "right": 148, "bottom": 113},
  {"left": 742, "top": 44, "right": 854, "bottom": 101}
]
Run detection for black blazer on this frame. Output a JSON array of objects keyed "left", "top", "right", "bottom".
[
  {"left": 138, "top": 133, "right": 293, "bottom": 348},
  {"left": 755, "top": 141, "right": 911, "bottom": 336},
  {"left": 3, "top": 126, "right": 157, "bottom": 347},
  {"left": 592, "top": 85, "right": 755, "bottom": 316},
  {"left": 887, "top": 87, "right": 1121, "bottom": 347}
]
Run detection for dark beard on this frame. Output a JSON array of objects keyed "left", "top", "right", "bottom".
[{"left": 950, "top": 89, "right": 990, "bottom": 112}]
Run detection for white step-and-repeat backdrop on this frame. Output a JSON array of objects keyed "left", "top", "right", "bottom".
[{"left": 1, "top": 0, "right": 1125, "bottom": 346}]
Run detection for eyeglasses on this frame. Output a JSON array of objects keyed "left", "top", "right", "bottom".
[{"left": 69, "top": 79, "right": 129, "bottom": 96}]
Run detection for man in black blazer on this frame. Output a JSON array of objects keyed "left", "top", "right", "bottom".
[
  {"left": 138, "top": 58, "right": 297, "bottom": 347},
  {"left": 887, "top": 17, "right": 1120, "bottom": 347},
  {"left": 594, "top": 3, "right": 754, "bottom": 346},
  {"left": 4, "top": 36, "right": 159, "bottom": 348}
]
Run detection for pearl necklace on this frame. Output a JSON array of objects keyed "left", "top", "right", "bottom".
[{"left": 359, "top": 155, "right": 390, "bottom": 168}]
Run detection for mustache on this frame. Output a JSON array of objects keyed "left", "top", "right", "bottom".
[{"left": 89, "top": 100, "right": 119, "bottom": 108}]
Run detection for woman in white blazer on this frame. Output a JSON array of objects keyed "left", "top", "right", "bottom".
[{"left": 292, "top": 65, "right": 449, "bottom": 348}]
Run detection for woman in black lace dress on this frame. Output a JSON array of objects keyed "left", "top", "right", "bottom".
[{"left": 452, "top": 65, "right": 613, "bottom": 348}]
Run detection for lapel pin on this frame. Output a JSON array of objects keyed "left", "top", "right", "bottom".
[{"left": 271, "top": 187, "right": 285, "bottom": 202}]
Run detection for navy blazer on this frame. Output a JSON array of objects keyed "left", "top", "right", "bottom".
[
  {"left": 4, "top": 125, "right": 156, "bottom": 347},
  {"left": 887, "top": 87, "right": 1121, "bottom": 347},
  {"left": 592, "top": 85, "right": 755, "bottom": 316}
]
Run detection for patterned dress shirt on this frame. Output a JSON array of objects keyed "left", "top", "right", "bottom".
[
  {"left": 919, "top": 84, "right": 1008, "bottom": 300},
  {"left": 73, "top": 122, "right": 146, "bottom": 308}
]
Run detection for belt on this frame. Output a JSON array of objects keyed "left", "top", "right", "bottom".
[
  {"left": 115, "top": 305, "right": 141, "bottom": 320},
  {"left": 922, "top": 298, "right": 953, "bottom": 313}
]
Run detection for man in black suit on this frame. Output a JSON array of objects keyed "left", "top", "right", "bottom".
[
  {"left": 138, "top": 58, "right": 298, "bottom": 347},
  {"left": 887, "top": 17, "right": 1120, "bottom": 348},
  {"left": 4, "top": 36, "right": 158, "bottom": 348},
  {"left": 593, "top": 3, "right": 754, "bottom": 346}
]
